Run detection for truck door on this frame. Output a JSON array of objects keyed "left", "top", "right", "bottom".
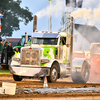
[{"left": 58, "top": 37, "right": 67, "bottom": 63}]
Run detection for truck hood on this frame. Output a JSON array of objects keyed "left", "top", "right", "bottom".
[
  {"left": 42, "top": 45, "right": 56, "bottom": 59},
  {"left": 22, "top": 44, "right": 57, "bottom": 59}
]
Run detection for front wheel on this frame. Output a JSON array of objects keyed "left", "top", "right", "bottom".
[
  {"left": 71, "top": 61, "right": 90, "bottom": 83},
  {"left": 13, "top": 75, "right": 22, "bottom": 81},
  {"left": 47, "top": 63, "right": 58, "bottom": 83}
]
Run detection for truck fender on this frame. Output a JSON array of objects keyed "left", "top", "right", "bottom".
[
  {"left": 72, "top": 58, "right": 89, "bottom": 72},
  {"left": 47, "top": 60, "right": 68, "bottom": 78},
  {"left": 45, "top": 59, "right": 58, "bottom": 67}
]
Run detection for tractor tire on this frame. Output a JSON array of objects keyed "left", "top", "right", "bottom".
[
  {"left": 47, "top": 63, "right": 58, "bottom": 83},
  {"left": 13, "top": 75, "right": 22, "bottom": 81},
  {"left": 71, "top": 61, "right": 90, "bottom": 83}
]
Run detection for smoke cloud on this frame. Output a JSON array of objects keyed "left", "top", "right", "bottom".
[
  {"left": 73, "top": 0, "right": 100, "bottom": 83},
  {"left": 35, "top": 0, "right": 65, "bottom": 18},
  {"left": 71, "top": 1, "right": 100, "bottom": 26},
  {"left": 71, "top": 8, "right": 92, "bottom": 19},
  {"left": 71, "top": 7, "right": 100, "bottom": 26},
  {"left": 93, "top": 7, "right": 100, "bottom": 24}
]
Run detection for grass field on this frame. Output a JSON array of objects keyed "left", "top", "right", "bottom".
[{"left": 0, "top": 69, "right": 11, "bottom": 75}]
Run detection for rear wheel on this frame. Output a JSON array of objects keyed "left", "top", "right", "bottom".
[
  {"left": 13, "top": 75, "right": 22, "bottom": 81},
  {"left": 47, "top": 63, "right": 58, "bottom": 83},
  {"left": 71, "top": 61, "right": 90, "bottom": 83}
]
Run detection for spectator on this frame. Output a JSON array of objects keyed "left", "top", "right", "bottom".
[
  {"left": 14, "top": 48, "right": 19, "bottom": 57},
  {"left": 1, "top": 41, "right": 5, "bottom": 63},
  {"left": 7, "top": 42, "right": 13, "bottom": 64},
  {"left": 2, "top": 40, "right": 4, "bottom": 49},
  {"left": 0, "top": 40, "right": 3, "bottom": 63},
  {"left": 0, "top": 40, "right": 3, "bottom": 53},
  {"left": 4, "top": 42, "right": 8, "bottom": 64},
  {"left": 0, "top": 37, "right": 2, "bottom": 41}
]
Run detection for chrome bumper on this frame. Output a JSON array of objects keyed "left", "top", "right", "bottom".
[{"left": 10, "top": 65, "right": 50, "bottom": 78}]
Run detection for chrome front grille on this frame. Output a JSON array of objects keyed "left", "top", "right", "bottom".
[{"left": 21, "top": 48, "right": 40, "bottom": 66}]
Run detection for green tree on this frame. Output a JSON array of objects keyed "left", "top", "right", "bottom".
[{"left": 0, "top": 0, "right": 33, "bottom": 36}]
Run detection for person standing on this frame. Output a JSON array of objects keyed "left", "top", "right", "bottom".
[
  {"left": 0, "top": 40, "right": 3, "bottom": 64},
  {"left": 7, "top": 42, "right": 13, "bottom": 64},
  {"left": 0, "top": 40, "right": 3, "bottom": 53},
  {"left": 1, "top": 41, "right": 5, "bottom": 63},
  {"left": 4, "top": 42, "right": 8, "bottom": 64},
  {"left": 14, "top": 48, "right": 19, "bottom": 57}
]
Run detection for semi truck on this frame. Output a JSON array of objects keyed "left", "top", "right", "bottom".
[
  {"left": 13, "top": 34, "right": 32, "bottom": 52},
  {"left": 10, "top": 17, "right": 90, "bottom": 83}
]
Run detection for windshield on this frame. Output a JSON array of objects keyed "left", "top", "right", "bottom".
[
  {"left": 33, "top": 38, "right": 58, "bottom": 45},
  {"left": 21, "top": 36, "right": 25, "bottom": 46},
  {"left": 20, "top": 36, "right": 31, "bottom": 46}
]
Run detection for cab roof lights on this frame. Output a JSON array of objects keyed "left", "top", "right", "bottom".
[{"left": 34, "top": 30, "right": 60, "bottom": 34}]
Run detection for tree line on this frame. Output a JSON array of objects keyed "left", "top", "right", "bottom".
[{"left": 0, "top": 0, "right": 33, "bottom": 36}]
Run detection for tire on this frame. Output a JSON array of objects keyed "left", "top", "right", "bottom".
[
  {"left": 13, "top": 75, "right": 22, "bottom": 81},
  {"left": 71, "top": 61, "right": 90, "bottom": 83},
  {"left": 47, "top": 63, "right": 58, "bottom": 83}
]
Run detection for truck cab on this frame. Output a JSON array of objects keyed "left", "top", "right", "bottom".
[
  {"left": 10, "top": 31, "right": 90, "bottom": 83},
  {"left": 31, "top": 32, "right": 68, "bottom": 63}
]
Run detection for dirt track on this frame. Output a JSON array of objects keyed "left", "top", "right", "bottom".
[
  {"left": 0, "top": 74, "right": 100, "bottom": 88},
  {"left": 0, "top": 74, "right": 100, "bottom": 99}
]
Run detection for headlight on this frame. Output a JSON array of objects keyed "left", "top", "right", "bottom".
[
  {"left": 13, "top": 57, "right": 20, "bottom": 61},
  {"left": 41, "top": 59, "right": 49, "bottom": 63}
]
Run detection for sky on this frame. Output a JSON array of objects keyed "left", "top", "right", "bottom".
[
  {"left": 12, "top": 0, "right": 66, "bottom": 38},
  {"left": 12, "top": 0, "right": 100, "bottom": 38}
]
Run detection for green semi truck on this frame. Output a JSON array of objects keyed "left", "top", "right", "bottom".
[
  {"left": 13, "top": 34, "right": 32, "bottom": 52},
  {"left": 10, "top": 17, "right": 90, "bottom": 83},
  {"left": 10, "top": 31, "right": 90, "bottom": 83}
]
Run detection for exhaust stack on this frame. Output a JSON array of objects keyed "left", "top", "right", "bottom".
[
  {"left": 33, "top": 15, "right": 37, "bottom": 32},
  {"left": 25, "top": 32, "right": 28, "bottom": 44},
  {"left": 70, "top": 17, "right": 74, "bottom": 68}
]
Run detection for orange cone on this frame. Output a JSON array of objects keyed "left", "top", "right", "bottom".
[{"left": 43, "top": 76, "right": 48, "bottom": 88}]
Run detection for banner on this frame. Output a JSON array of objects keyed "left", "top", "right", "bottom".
[
  {"left": 0, "top": 18, "right": 1, "bottom": 32},
  {"left": 0, "top": 13, "right": 3, "bottom": 18}
]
